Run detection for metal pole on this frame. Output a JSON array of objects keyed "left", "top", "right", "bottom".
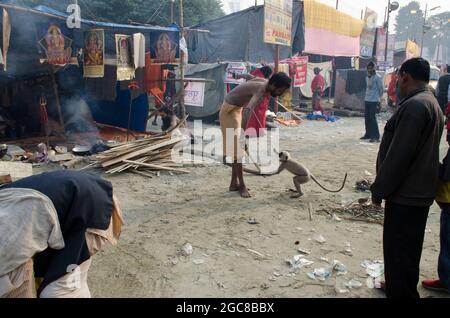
[
  {"left": 274, "top": 44, "right": 280, "bottom": 113},
  {"left": 179, "top": 0, "right": 186, "bottom": 120},
  {"left": 336, "top": 0, "right": 339, "bottom": 10},
  {"left": 420, "top": 4, "right": 428, "bottom": 57},
  {"left": 384, "top": 0, "right": 390, "bottom": 63}
]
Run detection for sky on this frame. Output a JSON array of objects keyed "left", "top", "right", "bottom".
[{"left": 221, "top": 0, "right": 450, "bottom": 31}]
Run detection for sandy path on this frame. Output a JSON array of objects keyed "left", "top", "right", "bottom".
[{"left": 85, "top": 116, "right": 448, "bottom": 298}]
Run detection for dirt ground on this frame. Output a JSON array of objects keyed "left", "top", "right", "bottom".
[{"left": 64, "top": 115, "right": 449, "bottom": 298}]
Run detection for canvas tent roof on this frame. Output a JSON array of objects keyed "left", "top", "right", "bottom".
[{"left": 187, "top": 3, "right": 305, "bottom": 64}]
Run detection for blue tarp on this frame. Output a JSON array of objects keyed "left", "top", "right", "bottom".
[
  {"left": 88, "top": 83, "right": 149, "bottom": 132},
  {"left": 33, "top": 5, "right": 178, "bottom": 32}
]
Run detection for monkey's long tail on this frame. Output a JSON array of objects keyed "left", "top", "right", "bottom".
[{"left": 311, "top": 173, "right": 348, "bottom": 193}]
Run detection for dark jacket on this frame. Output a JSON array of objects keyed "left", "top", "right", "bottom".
[
  {"left": 371, "top": 88, "right": 444, "bottom": 207},
  {"left": 4, "top": 170, "right": 113, "bottom": 295},
  {"left": 437, "top": 74, "right": 450, "bottom": 111}
]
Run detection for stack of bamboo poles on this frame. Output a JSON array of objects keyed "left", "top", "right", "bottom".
[{"left": 87, "top": 117, "right": 190, "bottom": 176}]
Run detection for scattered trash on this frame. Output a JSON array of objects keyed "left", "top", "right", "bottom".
[
  {"left": 366, "top": 277, "right": 382, "bottom": 289},
  {"left": 364, "top": 170, "right": 372, "bottom": 176},
  {"left": 346, "top": 279, "right": 363, "bottom": 289},
  {"left": 0, "top": 144, "right": 7, "bottom": 160},
  {"left": 313, "top": 234, "right": 326, "bottom": 244},
  {"left": 341, "top": 243, "right": 353, "bottom": 257},
  {"left": 169, "top": 256, "right": 179, "bottom": 265},
  {"left": 357, "top": 230, "right": 363, "bottom": 234},
  {"left": 273, "top": 272, "right": 282, "bottom": 277},
  {"left": 335, "top": 278, "right": 350, "bottom": 294},
  {"left": 294, "top": 241, "right": 300, "bottom": 245},
  {"left": 247, "top": 217, "right": 259, "bottom": 225},
  {"left": 247, "top": 248, "right": 266, "bottom": 258},
  {"left": 298, "top": 248, "right": 311, "bottom": 255},
  {"left": 361, "top": 260, "right": 384, "bottom": 278},
  {"left": 193, "top": 259, "right": 205, "bottom": 265},
  {"left": 217, "top": 282, "right": 227, "bottom": 289},
  {"left": 355, "top": 179, "right": 372, "bottom": 192},
  {"left": 309, "top": 267, "right": 333, "bottom": 281},
  {"left": 332, "top": 260, "right": 348, "bottom": 275},
  {"left": 33, "top": 143, "right": 48, "bottom": 163},
  {"left": 332, "top": 214, "right": 342, "bottom": 222},
  {"left": 296, "top": 227, "right": 303, "bottom": 231},
  {"left": 307, "top": 272, "right": 316, "bottom": 280},
  {"left": 286, "top": 255, "right": 314, "bottom": 269},
  {"left": 320, "top": 256, "right": 329, "bottom": 263},
  {"left": 54, "top": 146, "right": 68, "bottom": 154},
  {"left": 181, "top": 243, "right": 193, "bottom": 256}
]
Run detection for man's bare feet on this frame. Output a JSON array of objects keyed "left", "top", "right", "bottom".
[
  {"left": 240, "top": 185, "right": 251, "bottom": 198},
  {"left": 229, "top": 183, "right": 240, "bottom": 192},
  {"left": 290, "top": 192, "right": 304, "bottom": 199}
]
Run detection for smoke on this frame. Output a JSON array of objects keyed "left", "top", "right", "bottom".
[{"left": 61, "top": 94, "right": 101, "bottom": 146}]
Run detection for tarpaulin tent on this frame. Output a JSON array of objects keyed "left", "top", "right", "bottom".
[
  {"left": 0, "top": 4, "right": 179, "bottom": 133},
  {"left": 187, "top": 3, "right": 305, "bottom": 64},
  {"left": 183, "top": 63, "right": 228, "bottom": 119}
]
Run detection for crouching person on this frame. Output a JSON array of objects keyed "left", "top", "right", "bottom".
[{"left": 1, "top": 170, "right": 123, "bottom": 298}]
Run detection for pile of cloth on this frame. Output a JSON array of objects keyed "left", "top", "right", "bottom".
[{"left": 306, "top": 112, "right": 339, "bottom": 122}]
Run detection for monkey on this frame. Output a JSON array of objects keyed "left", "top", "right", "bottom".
[{"left": 277, "top": 151, "right": 347, "bottom": 198}]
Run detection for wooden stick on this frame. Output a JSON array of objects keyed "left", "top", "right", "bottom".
[
  {"left": 276, "top": 100, "right": 302, "bottom": 121},
  {"left": 130, "top": 170, "right": 154, "bottom": 178},
  {"left": 123, "top": 160, "right": 190, "bottom": 173},
  {"left": 308, "top": 203, "right": 313, "bottom": 221}
]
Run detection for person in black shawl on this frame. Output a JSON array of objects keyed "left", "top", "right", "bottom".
[{"left": 4, "top": 170, "right": 122, "bottom": 297}]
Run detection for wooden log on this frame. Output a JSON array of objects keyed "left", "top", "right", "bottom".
[
  {"left": 101, "top": 137, "right": 184, "bottom": 168},
  {"left": 123, "top": 160, "right": 190, "bottom": 173}
]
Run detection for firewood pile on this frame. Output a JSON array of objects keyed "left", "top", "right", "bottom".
[
  {"left": 318, "top": 198, "right": 384, "bottom": 225},
  {"left": 85, "top": 118, "right": 190, "bottom": 176}
]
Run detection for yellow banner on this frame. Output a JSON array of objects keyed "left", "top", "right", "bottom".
[
  {"left": 264, "top": 0, "right": 293, "bottom": 47},
  {"left": 304, "top": 0, "right": 364, "bottom": 38}
]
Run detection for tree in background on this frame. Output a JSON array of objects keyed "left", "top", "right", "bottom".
[
  {"left": 394, "top": 1, "right": 424, "bottom": 42},
  {"left": 5, "top": 0, "right": 225, "bottom": 26}
]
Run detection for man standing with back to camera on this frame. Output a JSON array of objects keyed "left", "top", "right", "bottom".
[{"left": 371, "top": 58, "right": 444, "bottom": 298}]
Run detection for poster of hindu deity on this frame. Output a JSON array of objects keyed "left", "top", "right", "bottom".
[
  {"left": 115, "top": 34, "right": 135, "bottom": 81},
  {"left": 83, "top": 29, "right": 104, "bottom": 78},
  {"left": 38, "top": 24, "right": 73, "bottom": 65},
  {"left": 149, "top": 31, "right": 180, "bottom": 64}
]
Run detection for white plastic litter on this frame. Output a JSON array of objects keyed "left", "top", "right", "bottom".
[
  {"left": 182, "top": 243, "right": 193, "bottom": 256},
  {"left": 361, "top": 260, "right": 384, "bottom": 278},
  {"left": 286, "top": 255, "right": 314, "bottom": 269},
  {"left": 313, "top": 234, "right": 327, "bottom": 244}
]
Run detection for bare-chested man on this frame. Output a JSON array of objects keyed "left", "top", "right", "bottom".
[{"left": 220, "top": 72, "right": 292, "bottom": 198}]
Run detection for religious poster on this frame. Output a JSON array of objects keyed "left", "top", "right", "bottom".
[
  {"left": 264, "top": 0, "right": 293, "bottom": 47},
  {"left": 115, "top": 34, "right": 135, "bottom": 81},
  {"left": 224, "top": 62, "right": 248, "bottom": 84},
  {"left": 184, "top": 79, "right": 205, "bottom": 107},
  {"left": 83, "top": 29, "right": 104, "bottom": 78},
  {"left": 38, "top": 24, "right": 73, "bottom": 65},
  {"left": 149, "top": 31, "right": 180, "bottom": 64}
]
